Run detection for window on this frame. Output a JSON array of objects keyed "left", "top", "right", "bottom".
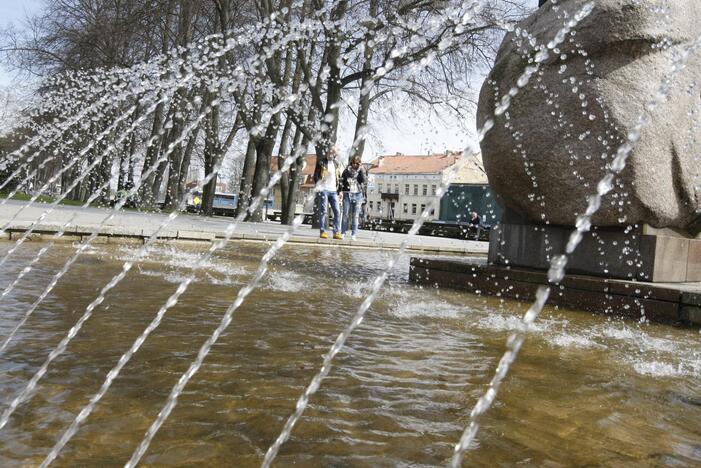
[
  {"left": 394, "top": 184, "right": 399, "bottom": 194},
  {"left": 404, "top": 184, "right": 410, "bottom": 195},
  {"left": 431, "top": 185, "right": 437, "bottom": 196},
  {"left": 413, "top": 185, "right": 418, "bottom": 196},
  {"left": 403, "top": 203, "right": 408, "bottom": 214},
  {"left": 420, "top": 204, "right": 426, "bottom": 214},
  {"left": 369, "top": 201, "right": 373, "bottom": 211},
  {"left": 422, "top": 185, "right": 428, "bottom": 196},
  {"left": 411, "top": 204, "right": 417, "bottom": 215}
]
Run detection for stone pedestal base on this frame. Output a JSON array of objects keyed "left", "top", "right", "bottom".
[
  {"left": 409, "top": 258, "right": 701, "bottom": 325},
  {"left": 488, "top": 223, "right": 701, "bottom": 283}
]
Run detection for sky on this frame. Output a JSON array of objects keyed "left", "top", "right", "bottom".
[
  {"left": 0, "top": 0, "right": 43, "bottom": 86},
  {"left": 0, "top": 0, "right": 538, "bottom": 157}
]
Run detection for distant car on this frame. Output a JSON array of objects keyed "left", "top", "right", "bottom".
[{"left": 187, "top": 191, "right": 238, "bottom": 216}]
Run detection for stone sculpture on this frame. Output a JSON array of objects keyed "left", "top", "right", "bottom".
[{"left": 477, "top": 0, "right": 701, "bottom": 236}]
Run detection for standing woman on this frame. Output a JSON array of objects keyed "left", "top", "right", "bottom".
[
  {"left": 340, "top": 155, "right": 366, "bottom": 240},
  {"left": 313, "top": 146, "right": 343, "bottom": 239}
]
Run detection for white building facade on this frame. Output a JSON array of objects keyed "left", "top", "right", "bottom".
[{"left": 365, "top": 152, "right": 462, "bottom": 222}]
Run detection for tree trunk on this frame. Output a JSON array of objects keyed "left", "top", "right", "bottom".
[
  {"left": 136, "top": 0, "right": 175, "bottom": 209},
  {"left": 163, "top": 130, "right": 184, "bottom": 209},
  {"left": 150, "top": 138, "right": 170, "bottom": 208},
  {"left": 138, "top": 97, "right": 165, "bottom": 208},
  {"left": 117, "top": 150, "right": 128, "bottom": 191},
  {"left": 277, "top": 117, "right": 292, "bottom": 216},
  {"left": 202, "top": 100, "right": 221, "bottom": 216},
  {"left": 282, "top": 124, "right": 306, "bottom": 225},
  {"left": 318, "top": 0, "right": 349, "bottom": 150},
  {"left": 350, "top": 0, "right": 377, "bottom": 163},
  {"left": 97, "top": 150, "right": 113, "bottom": 205},
  {"left": 126, "top": 118, "right": 139, "bottom": 191},
  {"left": 176, "top": 123, "right": 200, "bottom": 203},
  {"left": 200, "top": 0, "right": 237, "bottom": 216},
  {"left": 119, "top": 99, "right": 141, "bottom": 191},
  {"left": 235, "top": 135, "right": 258, "bottom": 217},
  {"left": 164, "top": 0, "right": 195, "bottom": 210},
  {"left": 249, "top": 112, "right": 281, "bottom": 222}
]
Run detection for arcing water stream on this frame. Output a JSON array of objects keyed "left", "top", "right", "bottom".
[{"left": 1, "top": 0, "right": 700, "bottom": 466}]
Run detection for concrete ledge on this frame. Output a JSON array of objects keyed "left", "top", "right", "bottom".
[
  {"left": 142, "top": 229, "right": 178, "bottom": 240},
  {"left": 288, "top": 235, "right": 312, "bottom": 244},
  {"left": 351, "top": 240, "right": 376, "bottom": 248},
  {"left": 9, "top": 222, "right": 33, "bottom": 231},
  {"left": 242, "top": 233, "right": 272, "bottom": 242},
  {"left": 177, "top": 230, "right": 215, "bottom": 241},
  {"left": 1, "top": 223, "right": 486, "bottom": 256},
  {"left": 215, "top": 232, "right": 244, "bottom": 241},
  {"left": 101, "top": 226, "right": 144, "bottom": 237},
  {"left": 410, "top": 257, "right": 701, "bottom": 326}
]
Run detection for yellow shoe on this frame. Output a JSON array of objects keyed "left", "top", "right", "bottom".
[
  {"left": 320, "top": 232, "right": 329, "bottom": 239},
  {"left": 333, "top": 233, "right": 343, "bottom": 240}
]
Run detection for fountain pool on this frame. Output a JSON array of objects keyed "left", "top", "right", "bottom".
[{"left": 0, "top": 242, "right": 699, "bottom": 466}]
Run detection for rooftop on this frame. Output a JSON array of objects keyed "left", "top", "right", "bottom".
[
  {"left": 270, "top": 154, "right": 317, "bottom": 176},
  {"left": 267, "top": 151, "right": 488, "bottom": 185},
  {"left": 270, "top": 154, "right": 317, "bottom": 188},
  {"left": 368, "top": 151, "right": 462, "bottom": 175}
]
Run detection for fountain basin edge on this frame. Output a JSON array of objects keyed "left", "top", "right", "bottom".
[{"left": 409, "top": 257, "right": 701, "bottom": 326}]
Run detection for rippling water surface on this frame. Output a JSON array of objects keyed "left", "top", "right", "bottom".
[{"left": 0, "top": 241, "right": 699, "bottom": 467}]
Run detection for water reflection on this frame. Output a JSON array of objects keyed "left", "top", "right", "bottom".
[{"left": 0, "top": 242, "right": 699, "bottom": 466}]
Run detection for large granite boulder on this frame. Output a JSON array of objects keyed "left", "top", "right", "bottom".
[{"left": 478, "top": 0, "right": 701, "bottom": 236}]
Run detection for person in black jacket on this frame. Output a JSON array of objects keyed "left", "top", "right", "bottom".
[
  {"left": 313, "top": 146, "right": 343, "bottom": 239},
  {"left": 468, "top": 211, "right": 482, "bottom": 240},
  {"left": 340, "top": 155, "right": 366, "bottom": 240}
]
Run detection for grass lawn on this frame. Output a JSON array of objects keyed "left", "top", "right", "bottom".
[
  {"left": 0, "top": 191, "right": 104, "bottom": 207},
  {"left": 0, "top": 191, "right": 166, "bottom": 213}
]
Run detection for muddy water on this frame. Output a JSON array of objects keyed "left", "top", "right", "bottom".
[{"left": 0, "top": 241, "right": 699, "bottom": 467}]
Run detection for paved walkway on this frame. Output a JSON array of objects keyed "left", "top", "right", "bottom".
[{"left": 0, "top": 200, "right": 488, "bottom": 255}]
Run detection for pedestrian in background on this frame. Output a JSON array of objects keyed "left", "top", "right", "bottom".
[
  {"left": 313, "top": 146, "right": 343, "bottom": 239},
  {"left": 469, "top": 211, "right": 482, "bottom": 240},
  {"left": 341, "top": 155, "right": 366, "bottom": 241}
]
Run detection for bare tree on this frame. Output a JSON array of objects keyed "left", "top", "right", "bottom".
[{"left": 0, "top": 0, "right": 531, "bottom": 220}]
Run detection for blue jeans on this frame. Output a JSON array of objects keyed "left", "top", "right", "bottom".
[
  {"left": 342, "top": 192, "right": 363, "bottom": 235},
  {"left": 318, "top": 191, "right": 340, "bottom": 234}
]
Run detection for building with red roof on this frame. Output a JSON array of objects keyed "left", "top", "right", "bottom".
[{"left": 366, "top": 151, "right": 470, "bottom": 221}]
